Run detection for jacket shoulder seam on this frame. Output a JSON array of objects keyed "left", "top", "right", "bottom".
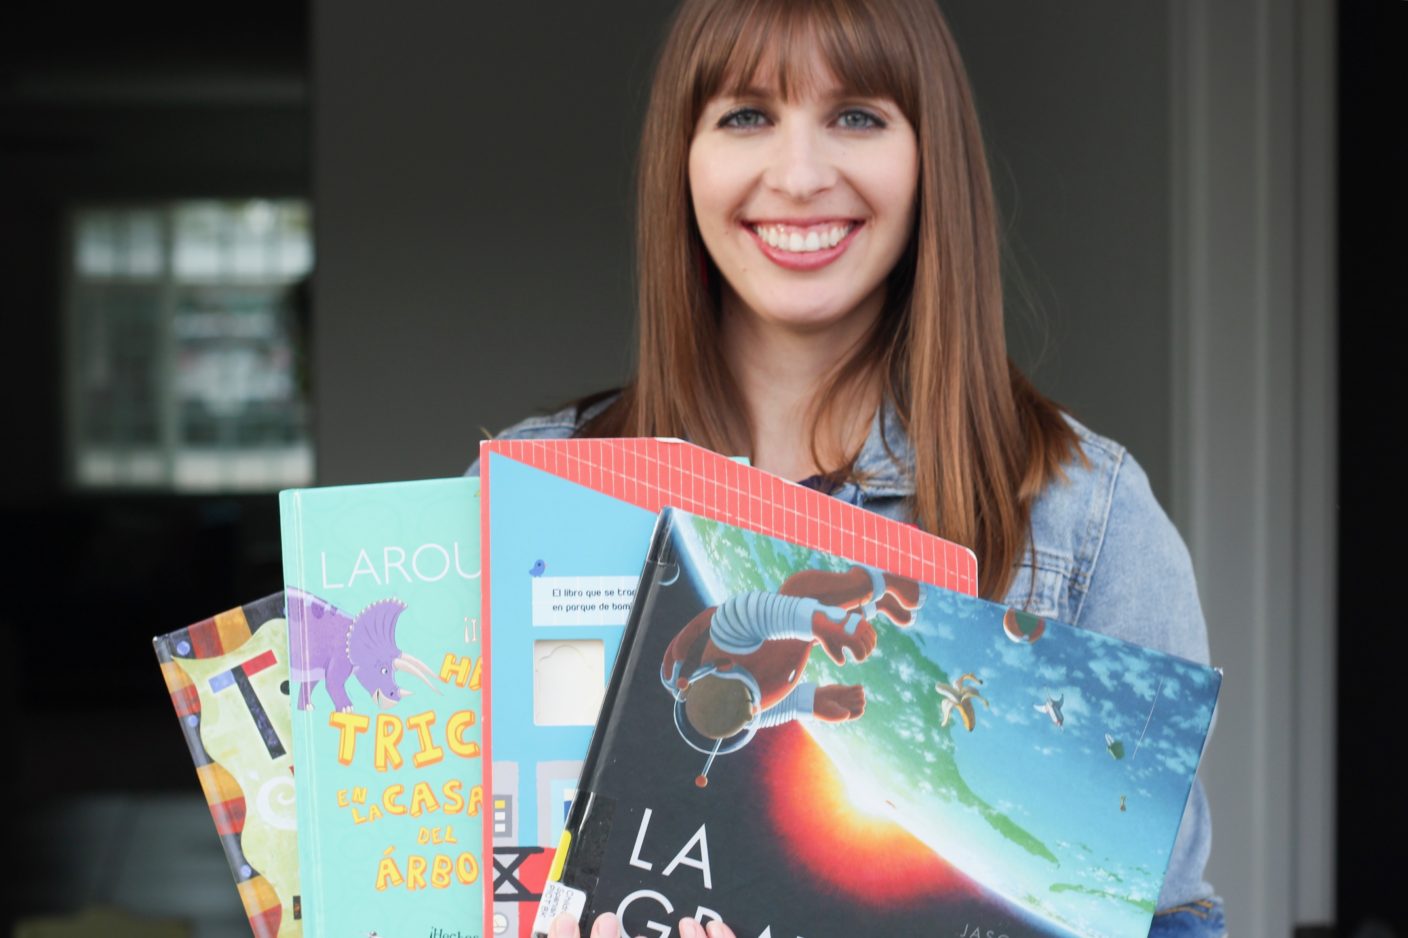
[{"left": 1068, "top": 445, "right": 1125, "bottom": 625}]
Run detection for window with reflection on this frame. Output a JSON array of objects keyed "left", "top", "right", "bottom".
[{"left": 68, "top": 199, "right": 314, "bottom": 492}]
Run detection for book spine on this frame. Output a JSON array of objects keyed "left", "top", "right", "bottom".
[
  {"left": 550, "top": 509, "right": 676, "bottom": 915},
  {"left": 280, "top": 489, "right": 322, "bottom": 938},
  {"left": 479, "top": 446, "right": 496, "bottom": 938},
  {"left": 152, "top": 633, "right": 251, "bottom": 884}
]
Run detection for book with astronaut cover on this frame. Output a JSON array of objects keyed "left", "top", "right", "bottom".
[
  {"left": 153, "top": 591, "right": 302, "bottom": 938},
  {"left": 280, "top": 478, "right": 486, "bottom": 938},
  {"left": 538, "top": 508, "right": 1222, "bottom": 938},
  {"left": 479, "top": 437, "right": 978, "bottom": 938}
]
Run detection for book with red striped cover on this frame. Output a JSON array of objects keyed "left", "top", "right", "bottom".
[
  {"left": 479, "top": 437, "right": 978, "bottom": 938},
  {"left": 153, "top": 592, "right": 301, "bottom": 938}
]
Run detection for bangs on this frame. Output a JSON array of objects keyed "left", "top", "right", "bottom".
[{"left": 687, "top": 0, "right": 919, "bottom": 121}]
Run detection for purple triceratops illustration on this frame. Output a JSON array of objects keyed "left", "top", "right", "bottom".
[{"left": 286, "top": 586, "right": 442, "bottom": 712}]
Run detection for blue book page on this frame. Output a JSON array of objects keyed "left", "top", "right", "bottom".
[{"left": 485, "top": 454, "right": 661, "bottom": 936}]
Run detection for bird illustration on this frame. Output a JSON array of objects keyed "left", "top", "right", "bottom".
[
  {"left": 934, "top": 673, "right": 988, "bottom": 731},
  {"left": 1036, "top": 693, "right": 1065, "bottom": 729},
  {"left": 529, "top": 559, "right": 547, "bottom": 577}
]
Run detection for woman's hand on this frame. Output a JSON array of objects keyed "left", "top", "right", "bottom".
[{"left": 550, "top": 911, "right": 737, "bottom": 938}]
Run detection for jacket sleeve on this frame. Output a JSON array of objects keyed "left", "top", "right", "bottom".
[
  {"left": 1076, "top": 449, "right": 1217, "bottom": 910},
  {"left": 1074, "top": 450, "right": 1210, "bottom": 668}
]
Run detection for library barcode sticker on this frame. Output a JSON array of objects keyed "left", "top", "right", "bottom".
[{"left": 531, "top": 881, "right": 587, "bottom": 938}]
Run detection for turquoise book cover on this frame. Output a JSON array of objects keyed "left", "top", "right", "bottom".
[{"left": 280, "top": 477, "right": 486, "bottom": 938}]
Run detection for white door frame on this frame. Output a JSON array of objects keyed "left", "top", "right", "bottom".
[{"left": 1170, "top": 0, "right": 1337, "bottom": 933}]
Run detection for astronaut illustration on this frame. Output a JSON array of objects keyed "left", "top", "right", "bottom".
[{"left": 660, "top": 565, "right": 923, "bottom": 785}]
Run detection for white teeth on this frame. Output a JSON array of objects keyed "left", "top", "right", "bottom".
[{"left": 752, "top": 223, "right": 854, "bottom": 254}]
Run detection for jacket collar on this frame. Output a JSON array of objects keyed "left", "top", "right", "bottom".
[
  {"left": 576, "top": 390, "right": 916, "bottom": 499},
  {"left": 849, "top": 399, "right": 916, "bottom": 499}
]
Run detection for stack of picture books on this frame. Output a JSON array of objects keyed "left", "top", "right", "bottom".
[{"left": 153, "top": 437, "right": 1220, "bottom": 938}]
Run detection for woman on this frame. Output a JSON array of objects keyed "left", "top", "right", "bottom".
[{"left": 477, "top": 1, "right": 1223, "bottom": 936}]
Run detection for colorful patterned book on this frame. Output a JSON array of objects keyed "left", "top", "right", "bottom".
[
  {"left": 280, "top": 478, "right": 485, "bottom": 938},
  {"left": 479, "top": 437, "right": 978, "bottom": 938},
  {"left": 540, "top": 508, "right": 1221, "bottom": 938},
  {"left": 153, "top": 592, "right": 302, "bottom": 938}
]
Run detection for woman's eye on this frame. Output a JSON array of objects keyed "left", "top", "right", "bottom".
[
  {"left": 837, "top": 108, "right": 885, "bottom": 131},
  {"left": 719, "top": 107, "right": 768, "bottom": 130}
]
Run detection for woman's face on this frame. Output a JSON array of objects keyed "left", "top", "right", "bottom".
[{"left": 689, "top": 56, "right": 919, "bottom": 339}]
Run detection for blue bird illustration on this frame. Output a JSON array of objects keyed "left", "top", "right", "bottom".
[{"left": 529, "top": 559, "right": 547, "bottom": 577}]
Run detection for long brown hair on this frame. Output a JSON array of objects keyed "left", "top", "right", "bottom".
[{"left": 580, "top": 0, "right": 1082, "bottom": 600}]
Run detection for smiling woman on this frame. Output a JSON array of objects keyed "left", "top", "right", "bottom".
[
  {"left": 689, "top": 60, "right": 921, "bottom": 479},
  {"left": 689, "top": 76, "right": 918, "bottom": 321},
  {"left": 478, "top": 1, "right": 1224, "bottom": 936},
  {"left": 571, "top": 0, "right": 1087, "bottom": 587}
]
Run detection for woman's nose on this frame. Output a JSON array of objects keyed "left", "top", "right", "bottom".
[{"left": 762, "top": 124, "right": 837, "bottom": 201}]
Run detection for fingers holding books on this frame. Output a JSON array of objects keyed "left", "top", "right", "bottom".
[
  {"left": 680, "top": 917, "right": 738, "bottom": 938},
  {"left": 590, "top": 912, "right": 622, "bottom": 938},
  {"left": 549, "top": 911, "right": 617, "bottom": 938},
  {"left": 552, "top": 912, "right": 736, "bottom": 938}
]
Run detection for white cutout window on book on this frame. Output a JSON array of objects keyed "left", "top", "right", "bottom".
[
  {"left": 68, "top": 200, "right": 314, "bottom": 492},
  {"left": 533, "top": 639, "right": 606, "bottom": 726}
]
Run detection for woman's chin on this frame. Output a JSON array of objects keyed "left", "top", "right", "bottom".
[{"left": 732, "top": 296, "right": 874, "bottom": 336}]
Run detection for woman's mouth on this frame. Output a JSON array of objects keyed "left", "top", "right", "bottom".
[{"left": 744, "top": 220, "right": 862, "bottom": 271}]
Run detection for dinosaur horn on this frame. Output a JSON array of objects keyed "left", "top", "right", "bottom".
[{"left": 394, "top": 654, "right": 443, "bottom": 695}]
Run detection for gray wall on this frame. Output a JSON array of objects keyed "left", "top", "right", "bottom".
[
  {"left": 945, "top": 1, "right": 1174, "bottom": 501},
  {"left": 314, "top": 1, "right": 673, "bottom": 484},
  {"left": 313, "top": 1, "right": 1176, "bottom": 501}
]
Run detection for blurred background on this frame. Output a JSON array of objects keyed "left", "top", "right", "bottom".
[{"left": 1, "top": 1, "right": 1401, "bottom": 936}]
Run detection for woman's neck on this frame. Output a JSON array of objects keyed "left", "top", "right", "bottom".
[{"left": 719, "top": 294, "right": 880, "bottom": 482}]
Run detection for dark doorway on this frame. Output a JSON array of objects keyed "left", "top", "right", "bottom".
[{"left": 1337, "top": 1, "right": 1407, "bottom": 935}]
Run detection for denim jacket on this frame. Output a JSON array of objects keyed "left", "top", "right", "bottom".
[{"left": 467, "top": 397, "right": 1217, "bottom": 912}]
